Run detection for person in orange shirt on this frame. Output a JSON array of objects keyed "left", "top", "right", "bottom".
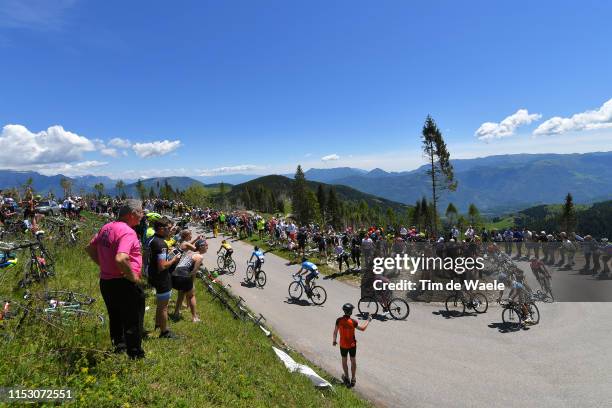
[{"left": 333, "top": 303, "right": 371, "bottom": 387}]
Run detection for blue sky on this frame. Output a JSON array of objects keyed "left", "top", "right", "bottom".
[{"left": 1, "top": 0, "right": 611, "bottom": 179}]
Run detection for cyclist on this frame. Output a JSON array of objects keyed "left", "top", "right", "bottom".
[
  {"left": 332, "top": 303, "right": 371, "bottom": 388},
  {"left": 217, "top": 240, "right": 233, "bottom": 262},
  {"left": 509, "top": 270, "right": 534, "bottom": 324},
  {"left": 530, "top": 257, "right": 552, "bottom": 295},
  {"left": 249, "top": 245, "right": 265, "bottom": 276},
  {"left": 296, "top": 257, "right": 319, "bottom": 294}
]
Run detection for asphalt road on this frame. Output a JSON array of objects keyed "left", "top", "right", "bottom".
[{"left": 195, "top": 230, "right": 612, "bottom": 408}]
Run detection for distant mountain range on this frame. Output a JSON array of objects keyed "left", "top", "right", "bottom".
[
  {"left": 227, "top": 175, "right": 409, "bottom": 213},
  {"left": 302, "top": 152, "right": 612, "bottom": 215},
  {"left": 1, "top": 152, "right": 611, "bottom": 215}
]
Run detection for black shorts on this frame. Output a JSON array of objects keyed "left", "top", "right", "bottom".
[
  {"left": 150, "top": 272, "right": 172, "bottom": 294},
  {"left": 340, "top": 347, "right": 356, "bottom": 357},
  {"left": 171, "top": 275, "right": 194, "bottom": 292},
  {"left": 298, "top": 240, "right": 306, "bottom": 249}
]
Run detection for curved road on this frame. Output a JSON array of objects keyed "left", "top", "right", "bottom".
[{"left": 196, "top": 231, "right": 612, "bottom": 408}]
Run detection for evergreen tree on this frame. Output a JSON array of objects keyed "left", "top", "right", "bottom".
[
  {"left": 292, "top": 165, "right": 309, "bottom": 223},
  {"left": 115, "top": 180, "right": 126, "bottom": 198},
  {"left": 560, "top": 192, "right": 577, "bottom": 233},
  {"left": 468, "top": 203, "right": 480, "bottom": 226},
  {"left": 327, "top": 187, "right": 341, "bottom": 229},
  {"left": 316, "top": 184, "right": 327, "bottom": 223},
  {"left": 446, "top": 203, "right": 458, "bottom": 226},
  {"left": 135, "top": 180, "right": 147, "bottom": 201},
  {"left": 421, "top": 115, "right": 456, "bottom": 236}
]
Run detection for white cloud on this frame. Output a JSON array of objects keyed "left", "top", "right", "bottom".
[
  {"left": 0, "top": 0, "right": 78, "bottom": 30},
  {"left": 321, "top": 154, "right": 340, "bottom": 161},
  {"left": 34, "top": 160, "right": 108, "bottom": 176},
  {"left": 534, "top": 98, "right": 612, "bottom": 136},
  {"left": 100, "top": 147, "right": 119, "bottom": 157},
  {"left": 476, "top": 109, "right": 542, "bottom": 141},
  {"left": 132, "top": 140, "right": 181, "bottom": 158},
  {"left": 200, "top": 165, "right": 261, "bottom": 176},
  {"left": 108, "top": 137, "right": 132, "bottom": 148},
  {"left": 0, "top": 124, "right": 95, "bottom": 166}
]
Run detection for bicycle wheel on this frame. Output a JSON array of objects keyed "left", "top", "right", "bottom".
[
  {"left": 526, "top": 302, "right": 540, "bottom": 325},
  {"left": 217, "top": 255, "right": 225, "bottom": 269},
  {"left": 388, "top": 298, "right": 410, "bottom": 320},
  {"left": 256, "top": 271, "right": 267, "bottom": 287},
  {"left": 246, "top": 265, "right": 254, "bottom": 282},
  {"left": 358, "top": 296, "right": 378, "bottom": 316},
  {"left": 288, "top": 281, "right": 303, "bottom": 300},
  {"left": 471, "top": 293, "right": 489, "bottom": 314},
  {"left": 227, "top": 258, "right": 236, "bottom": 275},
  {"left": 502, "top": 307, "right": 522, "bottom": 330},
  {"left": 445, "top": 294, "right": 465, "bottom": 316},
  {"left": 310, "top": 286, "right": 327, "bottom": 305}
]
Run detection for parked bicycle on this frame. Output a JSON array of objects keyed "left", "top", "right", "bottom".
[
  {"left": 445, "top": 290, "right": 488, "bottom": 315},
  {"left": 10, "top": 241, "right": 55, "bottom": 288},
  {"left": 358, "top": 291, "right": 410, "bottom": 320},
  {"left": 245, "top": 261, "right": 267, "bottom": 287},
  {"left": 288, "top": 274, "right": 327, "bottom": 305}
]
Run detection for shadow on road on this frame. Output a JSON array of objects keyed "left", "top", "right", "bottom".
[
  {"left": 240, "top": 281, "right": 261, "bottom": 289},
  {"left": 356, "top": 312, "right": 391, "bottom": 322},
  {"left": 323, "top": 269, "right": 361, "bottom": 280},
  {"left": 488, "top": 322, "right": 530, "bottom": 333},
  {"left": 284, "top": 298, "right": 312, "bottom": 307},
  {"left": 432, "top": 310, "right": 478, "bottom": 319}
]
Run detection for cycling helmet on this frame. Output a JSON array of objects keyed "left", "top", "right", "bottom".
[
  {"left": 254, "top": 246, "right": 259, "bottom": 251},
  {"left": 342, "top": 303, "right": 354, "bottom": 315},
  {"left": 146, "top": 212, "right": 162, "bottom": 222},
  {"left": 301, "top": 257, "right": 307, "bottom": 263}
]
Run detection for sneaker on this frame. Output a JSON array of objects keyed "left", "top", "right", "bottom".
[
  {"left": 350, "top": 378, "right": 356, "bottom": 388},
  {"left": 159, "top": 330, "right": 179, "bottom": 339},
  {"left": 341, "top": 374, "right": 350, "bottom": 386}
]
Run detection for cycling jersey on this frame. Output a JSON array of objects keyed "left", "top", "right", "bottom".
[
  {"left": 252, "top": 249, "right": 264, "bottom": 260},
  {"left": 335, "top": 315, "right": 358, "bottom": 349},
  {"left": 221, "top": 242, "right": 232, "bottom": 250}
]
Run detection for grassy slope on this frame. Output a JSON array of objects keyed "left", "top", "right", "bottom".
[{"left": 0, "top": 213, "right": 369, "bottom": 408}]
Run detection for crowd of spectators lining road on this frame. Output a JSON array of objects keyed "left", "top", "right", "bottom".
[{"left": 2, "top": 191, "right": 610, "bottom": 280}]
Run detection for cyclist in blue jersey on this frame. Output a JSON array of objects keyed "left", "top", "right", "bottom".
[
  {"left": 249, "top": 246, "right": 265, "bottom": 271},
  {"left": 296, "top": 257, "right": 319, "bottom": 294}
]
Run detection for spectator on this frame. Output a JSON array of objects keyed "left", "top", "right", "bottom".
[
  {"left": 171, "top": 239, "right": 207, "bottom": 322},
  {"left": 85, "top": 199, "right": 145, "bottom": 359},
  {"left": 148, "top": 218, "right": 181, "bottom": 339}
]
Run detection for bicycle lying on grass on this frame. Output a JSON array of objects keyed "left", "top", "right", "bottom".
[
  {"left": 445, "top": 290, "right": 488, "bottom": 316},
  {"left": 358, "top": 291, "right": 410, "bottom": 320},
  {"left": 288, "top": 274, "right": 327, "bottom": 305}
]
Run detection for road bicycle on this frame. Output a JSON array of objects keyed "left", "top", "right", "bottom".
[
  {"left": 216, "top": 253, "right": 237, "bottom": 274},
  {"left": 288, "top": 274, "right": 327, "bottom": 305},
  {"left": 530, "top": 289, "right": 554, "bottom": 303},
  {"left": 358, "top": 291, "right": 410, "bottom": 320},
  {"left": 445, "top": 290, "right": 488, "bottom": 315},
  {"left": 30, "top": 290, "right": 104, "bottom": 324},
  {"left": 500, "top": 298, "right": 540, "bottom": 329},
  {"left": 10, "top": 241, "right": 55, "bottom": 288},
  {"left": 245, "top": 261, "right": 267, "bottom": 288}
]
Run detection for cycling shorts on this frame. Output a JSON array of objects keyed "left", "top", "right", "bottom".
[
  {"left": 340, "top": 347, "right": 356, "bottom": 357},
  {"left": 306, "top": 271, "right": 319, "bottom": 280}
]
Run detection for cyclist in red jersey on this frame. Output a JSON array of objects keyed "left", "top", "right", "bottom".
[{"left": 333, "top": 303, "right": 371, "bottom": 387}]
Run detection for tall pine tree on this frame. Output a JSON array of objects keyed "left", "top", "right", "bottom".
[{"left": 421, "top": 115, "right": 456, "bottom": 236}]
